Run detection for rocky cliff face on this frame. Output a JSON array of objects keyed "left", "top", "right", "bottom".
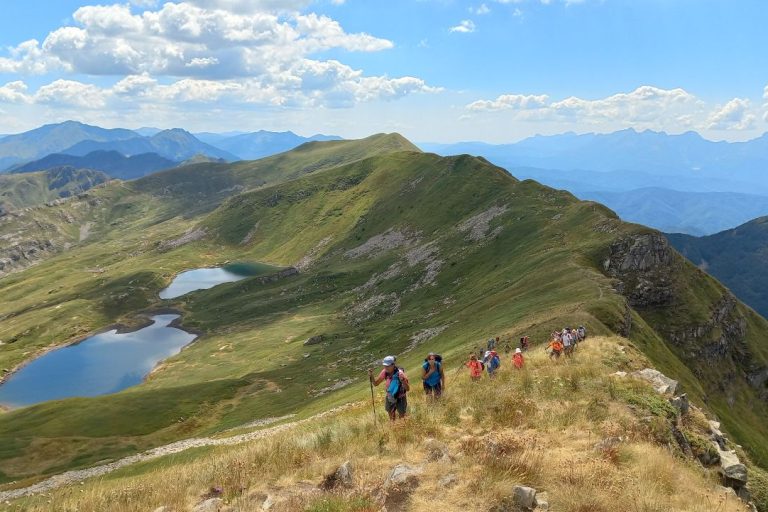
[{"left": 602, "top": 232, "right": 767, "bottom": 408}]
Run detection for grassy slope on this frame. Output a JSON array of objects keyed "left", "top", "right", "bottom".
[
  {"left": 10, "top": 337, "right": 767, "bottom": 512},
  {"left": 0, "top": 168, "right": 110, "bottom": 211},
  {"left": 0, "top": 138, "right": 766, "bottom": 491}
]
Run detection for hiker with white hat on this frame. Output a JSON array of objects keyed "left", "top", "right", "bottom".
[
  {"left": 369, "top": 355, "right": 410, "bottom": 420},
  {"left": 513, "top": 347, "right": 524, "bottom": 369}
]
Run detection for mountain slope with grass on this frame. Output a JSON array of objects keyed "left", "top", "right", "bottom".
[
  {"left": 0, "top": 135, "right": 766, "bottom": 511},
  {"left": 667, "top": 217, "right": 768, "bottom": 318},
  {"left": 0, "top": 167, "right": 110, "bottom": 211}
]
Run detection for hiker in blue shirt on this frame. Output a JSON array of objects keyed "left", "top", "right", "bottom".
[
  {"left": 369, "top": 356, "right": 410, "bottom": 420},
  {"left": 421, "top": 352, "right": 445, "bottom": 400}
]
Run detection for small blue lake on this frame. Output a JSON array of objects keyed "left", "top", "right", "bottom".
[
  {"left": 0, "top": 315, "right": 196, "bottom": 408},
  {"left": 159, "top": 267, "right": 248, "bottom": 299}
]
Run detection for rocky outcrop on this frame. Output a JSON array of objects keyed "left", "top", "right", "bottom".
[
  {"left": 633, "top": 368, "right": 678, "bottom": 395},
  {"left": 603, "top": 233, "right": 675, "bottom": 307}
]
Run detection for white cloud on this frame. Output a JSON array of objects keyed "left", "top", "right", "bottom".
[
  {"left": 464, "top": 86, "right": 725, "bottom": 132},
  {"left": 706, "top": 98, "right": 756, "bottom": 131},
  {"left": 34, "top": 80, "right": 108, "bottom": 109},
  {"left": 0, "top": 81, "right": 31, "bottom": 103},
  {"left": 470, "top": 4, "right": 491, "bottom": 14},
  {"left": 450, "top": 20, "right": 476, "bottom": 33},
  {"left": 467, "top": 93, "right": 549, "bottom": 111}
]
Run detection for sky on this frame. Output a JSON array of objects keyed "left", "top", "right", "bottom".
[{"left": 0, "top": 0, "right": 766, "bottom": 143}]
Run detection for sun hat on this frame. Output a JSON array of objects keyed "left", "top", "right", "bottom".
[
  {"left": 515, "top": 348, "right": 522, "bottom": 354},
  {"left": 382, "top": 355, "right": 396, "bottom": 367}
]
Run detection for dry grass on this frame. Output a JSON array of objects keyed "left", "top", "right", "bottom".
[{"left": 6, "top": 336, "right": 751, "bottom": 512}]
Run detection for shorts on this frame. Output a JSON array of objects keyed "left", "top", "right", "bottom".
[
  {"left": 385, "top": 394, "right": 408, "bottom": 415},
  {"left": 423, "top": 381, "right": 442, "bottom": 397}
]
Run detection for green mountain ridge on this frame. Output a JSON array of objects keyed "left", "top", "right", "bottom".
[
  {"left": 0, "top": 134, "right": 766, "bottom": 496},
  {"left": 667, "top": 217, "right": 768, "bottom": 318}
]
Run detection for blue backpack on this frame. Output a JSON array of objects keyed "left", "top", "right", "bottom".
[
  {"left": 489, "top": 355, "right": 500, "bottom": 371},
  {"left": 387, "top": 368, "right": 407, "bottom": 398}
]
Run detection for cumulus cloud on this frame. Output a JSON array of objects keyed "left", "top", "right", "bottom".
[
  {"left": 706, "top": 98, "right": 756, "bottom": 130},
  {"left": 0, "top": 81, "right": 31, "bottom": 103},
  {"left": 0, "top": 1, "right": 436, "bottom": 111},
  {"left": 470, "top": 4, "right": 491, "bottom": 14},
  {"left": 464, "top": 86, "right": 735, "bottom": 132},
  {"left": 35, "top": 80, "right": 108, "bottom": 109},
  {"left": 450, "top": 20, "right": 476, "bottom": 33},
  {"left": 467, "top": 93, "right": 549, "bottom": 111}
]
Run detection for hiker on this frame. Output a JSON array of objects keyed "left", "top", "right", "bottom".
[
  {"left": 422, "top": 352, "right": 445, "bottom": 399},
  {"left": 578, "top": 325, "right": 586, "bottom": 341},
  {"left": 484, "top": 350, "right": 501, "bottom": 377},
  {"left": 466, "top": 353, "right": 484, "bottom": 380},
  {"left": 520, "top": 336, "right": 530, "bottom": 351},
  {"left": 546, "top": 337, "right": 563, "bottom": 360},
  {"left": 369, "top": 355, "right": 410, "bottom": 421},
  {"left": 487, "top": 337, "right": 496, "bottom": 351},
  {"left": 562, "top": 330, "right": 573, "bottom": 357},
  {"left": 513, "top": 348, "right": 524, "bottom": 369}
]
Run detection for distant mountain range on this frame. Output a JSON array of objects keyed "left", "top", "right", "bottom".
[
  {"left": 62, "top": 129, "right": 238, "bottom": 162},
  {"left": 421, "top": 129, "right": 768, "bottom": 196},
  {"left": 667, "top": 217, "right": 768, "bottom": 318},
  {"left": 0, "top": 121, "right": 137, "bottom": 170},
  {"left": 199, "top": 130, "right": 342, "bottom": 160},
  {"left": 10, "top": 151, "right": 177, "bottom": 180},
  {"left": 578, "top": 187, "right": 768, "bottom": 236}
]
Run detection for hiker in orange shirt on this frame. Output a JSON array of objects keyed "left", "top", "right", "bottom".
[
  {"left": 546, "top": 338, "right": 564, "bottom": 360},
  {"left": 512, "top": 348, "right": 524, "bottom": 369},
  {"left": 466, "top": 353, "right": 483, "bottom": 380}
]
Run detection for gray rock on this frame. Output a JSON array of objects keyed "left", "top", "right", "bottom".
[
  {"left": 513, "top": 485, "right": 537, "bottom": 510},
  {"left": 715, "top": 444, "right": 748, "bottom": 484},
  {"left": 261, "top": 494, "right": 275, "bottom": 511},
  {"left": 321, "top": 460, "right": 354, "bottom": 490},
  {"left": 670, "top": 394, "right": 689, "bottom": 415},
  {"left": 303, "top": 335, "right": 324, "bottom": 346},
  {"left": 534, "top": 491, "right": 549, "bottom": 511},
  {"left": 385, "top": 463, "right": 422, "bottom": 488},
  {"left": 193, "top": 497, "right": 223, "bottom": 512},
  {"left": 633, "top": 368, "right": 679, "bottom": 395}
]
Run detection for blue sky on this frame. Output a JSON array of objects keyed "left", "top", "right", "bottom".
[{"left": 0, "top": 0, "right": 766, "bottom": 142}]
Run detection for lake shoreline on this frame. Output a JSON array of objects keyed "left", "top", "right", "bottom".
[{"left": 0, "top": 309, "right": 199, "bottom": 408}]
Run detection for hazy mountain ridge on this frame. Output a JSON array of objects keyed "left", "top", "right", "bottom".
[
  {"left": 10, "top": 150, "right": 178, "bottom": 180},
  {"left": 197, "top": 130, "right": 342, "bottom": 160},
  {"left": 667, "top": 216, "right": 768, "bottom": 318}
]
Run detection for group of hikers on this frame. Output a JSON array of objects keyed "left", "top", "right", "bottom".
[{"left": 369, "top": 326, "right": 587, "bottom": 420}]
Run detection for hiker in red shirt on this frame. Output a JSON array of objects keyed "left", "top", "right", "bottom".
[
  {"left": 513, "top": 348, "right": 524, "bottom": 369},
  {"left": 466, "top": 353, "right": 483, "bottom": 380}
]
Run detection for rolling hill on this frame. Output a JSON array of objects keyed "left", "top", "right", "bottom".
[
  {"left": 0, "top": 133, "right": 766, "bottom": 507},
  {"left": 667, "top": 217, "right": 768, "bottom": 318},
  {"left": 0, "top": 167, "right": 109, "bottom": 212},
  {"left": 10, "top": 150, "right": 177, "bottom": 180}
]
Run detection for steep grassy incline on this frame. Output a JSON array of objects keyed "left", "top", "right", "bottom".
[
  {"left": 0, "top": 138, "right": 766, "bottom": 493},
  {"left": 0, "top": 167, "right": 110, "bottom": 211},
  {"left": 667, "top": 216, "right": 768, "bottom": 319}
]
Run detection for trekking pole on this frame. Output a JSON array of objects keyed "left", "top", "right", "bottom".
[{"left": 368, "top": 371, "right": 377, "bottom": 426}]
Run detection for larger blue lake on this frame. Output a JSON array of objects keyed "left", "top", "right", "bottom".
[
  {"left": 0, "top": 314, "right": 196, "bottom": 408},
  {"left": 159, "top": 267, "right": 248, "bottom": 299}
]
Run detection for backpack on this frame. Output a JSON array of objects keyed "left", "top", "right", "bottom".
[
  {"left": 423, "top": 354, "right": 443, "bottom": 363},
  {"left": 387, "top": 367, "right": 408, "bottom": 398},
  {"left": 489, "top": 355, "right": 500, "bottom": 371}
]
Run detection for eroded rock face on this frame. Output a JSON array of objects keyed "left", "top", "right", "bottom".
[
  {"left": 633, "top": 368, "right": 679, "bottom": 395},
  {"left": 604, "top": 233, "right": 675, "bottom": 307}
]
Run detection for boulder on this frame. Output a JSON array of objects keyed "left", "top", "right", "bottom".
[
  {"left": 534, "top": 491, "right": 549, "bottom": 511},
  {"left": 321, "top": 460, "right": 354, "bottom": 490},
  {"left": 381, "top": 464, "right": 421, "bottom": 511},
  {"left": 513, "top": 486, "right": 537, "bottom": 510},
  {"left": 193, "top": 498, "right": 223, "bottom": 512},
  {"left": 709, "top": 420, "right": 727, "bottom": 449},
  {"left": 385, "top": 464, "right": 422, "bottom": 488},
  {"left": 633, "top": 368, "right": 678, "bottom": 394},
  {"left": 303, "top": 335, "right": 324, "bottom": 346},
  {"left": 715, "top": 444, "right": 748, "bottom": 485}
]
